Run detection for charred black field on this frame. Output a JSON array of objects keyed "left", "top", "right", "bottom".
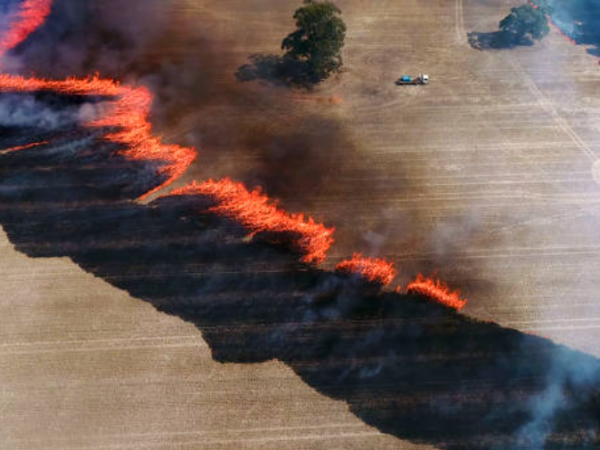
[{"left": 3, "top": 0, "right": 600, "bottom": 449}]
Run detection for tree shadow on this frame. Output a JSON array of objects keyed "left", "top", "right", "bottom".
[
  {"left": 235, "top": 53, "right": 317, "bottom": 88},
  {"left": 468, "top": 31, "right": 534, "bottom": 50},
  {"left": 1, "top": 90, "right": 600, "bottom": 449}
]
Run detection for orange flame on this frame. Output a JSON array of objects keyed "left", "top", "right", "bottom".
[
  {"left": 169, "top": 179, "right": 335, "bottom": 264},
  {"left": 335, "top": 253, "right": 397, "bottom": 285},
  {"left": 406, "top": 274, "right": 467, "bottom": 310},
  {"left": 0, "top": 0, "right": 53, "bottom": 60},
  {"left": 1, "top": 140, "right": 48, "bottom": 153},
  {"left": 0, "top": 73, "right": 121, "bottom": 96},
  {"left": 88, "top": 84, "right": 197, "bottom": 199}
]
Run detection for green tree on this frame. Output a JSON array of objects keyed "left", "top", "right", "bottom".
[
  {"left": 281, "top": 0, "right": 347, "bottom": 82},
  {"left": 499, "top": 4, "right": 550, "bottom": 44}
]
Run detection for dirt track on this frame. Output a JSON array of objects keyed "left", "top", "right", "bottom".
[{"left": 3, "top": 0, "right": 600, "bottom": 448}]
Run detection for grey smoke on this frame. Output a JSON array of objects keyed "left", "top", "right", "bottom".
[
  {"left": 515, "top": 346, "right": 600, "bottom": 449},
  {"left": 0, "top": 94, "right": 107, "bottom": 129}
]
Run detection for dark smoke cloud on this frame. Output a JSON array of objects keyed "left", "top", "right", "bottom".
[
  {"left": 4, "top": 0, "right": 380, "bottom": 214},
  {"left": 3, "top": 0, "right": 171, "bottom": 77}
]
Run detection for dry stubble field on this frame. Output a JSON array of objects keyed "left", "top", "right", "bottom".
[{"left": 2, "top": 0, "right": 600, "bottom": 448}]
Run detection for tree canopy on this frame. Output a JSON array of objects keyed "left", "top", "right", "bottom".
[
  {"left": 281, "top": 0, "right": 346, "bottom": 82},
  {"left": 499, "top": 4, "right": 550, "bottom": 44}
]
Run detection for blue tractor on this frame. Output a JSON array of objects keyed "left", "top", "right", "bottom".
[{"left": 396, "top": 74, "right": 429, "bottom": 85}]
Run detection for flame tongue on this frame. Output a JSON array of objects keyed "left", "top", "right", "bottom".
[
  {"left": 0, "top": 74, "right": 121, "bottom": 96},
  {"left": 88, "top": 85, "right": 197, "bottom": 200},
  {"left": 335, "top": 253, "right": 397, "bottom": 286},
  {"left": 169, "top": 179, "right": 335, "bottom": 264},
  {"left": 1, "top": 140, "right": 48, "bottom": 154},
  {"left": 406, "top": 274, "right": 467, "bottom": 310}
]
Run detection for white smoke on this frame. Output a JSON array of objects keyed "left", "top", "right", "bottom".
[
  {"left": 0, "top": 94, "right": 108, "bottom": 129},
  {"left": 515, "top": 345, "right": 600, "bottom": 449}
]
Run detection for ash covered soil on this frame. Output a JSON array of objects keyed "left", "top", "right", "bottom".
[{"left": 3, "top": 0, "right": 600, "bottom": 449}]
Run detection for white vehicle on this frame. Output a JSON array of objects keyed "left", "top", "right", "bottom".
[{"left": 396, "top": 74, "right": 429, "bottom": 85}]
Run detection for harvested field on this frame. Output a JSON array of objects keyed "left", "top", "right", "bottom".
[{"left": 2, "top": 0, "right": 600, "bottom": 449}]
